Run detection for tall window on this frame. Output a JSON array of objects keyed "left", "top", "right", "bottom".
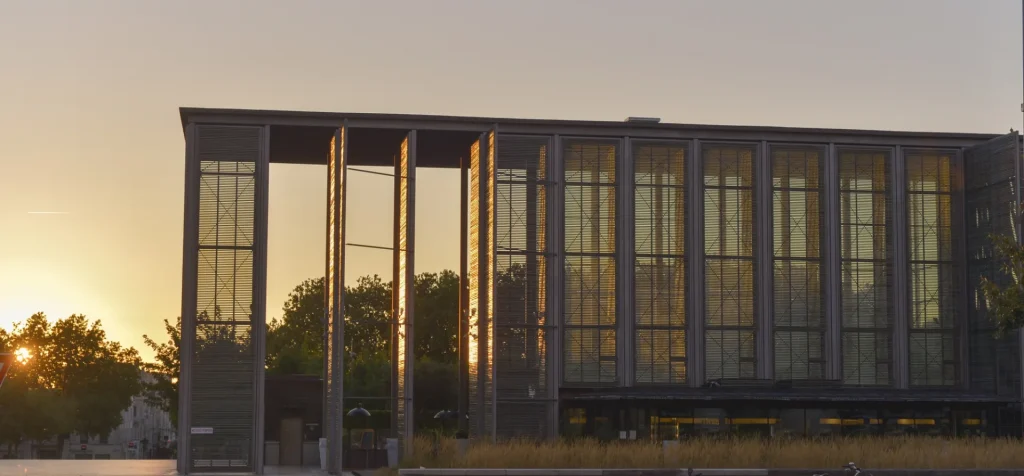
[
  {"left": 634, "top": 141, "right": 687, "bottom": 384},
  {"left": 906, "top": 151, "right": 957, "bottom": 386},
  {"left": 564, "top": 139, "right": 617, "bottom": 384},
  {"left": 839, "top": 150, "right": 892, "bottom": 386},
  {"left": 704, "top": 145, "right": 756, "bottom": 380},
  {"left": 772, "top": 147, "right": 825, "bottom": 380}
]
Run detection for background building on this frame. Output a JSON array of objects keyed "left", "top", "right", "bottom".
[{"left": 177, "top": 109, "right": 1024, "bottom": 474}]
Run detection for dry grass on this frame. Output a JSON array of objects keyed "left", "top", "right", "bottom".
[{"left": 401, "top": 436, "right": 1024, "bottom": 469}]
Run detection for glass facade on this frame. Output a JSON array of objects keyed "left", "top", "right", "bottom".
[
  {"left": 838, "top": 150, "right": 893, "bottom": 386},
  {"left": 772, "top": 147, "right": 826, "bottom": 380},
  {"left": 905, "top": 150, "right": 958, "bottom": 386},
  {"left": 634, "top": 141, "right": 687, "bottom": 384},
  {"left": 563, "top": 139, "right": 619, "bottom": 385},
  {"left": 703, "top": 145, "right": 757, "bottom": 380}
]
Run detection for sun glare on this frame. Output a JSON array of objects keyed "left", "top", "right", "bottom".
[{"left": 14, "top": 348, "right": 30, "bottom": 363}]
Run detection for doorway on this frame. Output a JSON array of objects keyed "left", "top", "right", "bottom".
[{"left": 279, "top": 417, "right": 303, "bottom": 466}]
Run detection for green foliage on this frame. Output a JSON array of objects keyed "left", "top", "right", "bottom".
[
  {"left": 980, "top": 231, "right": 1024, "bottom": 337},
  {"left": 2, "top": 313, "right": 142, "bottom": 456},
  {"left": 142, "top": 318, "right": 180, "bottom": 429},
  {"left": 148, "top": 270, "right": 465, "bottom": 434}
]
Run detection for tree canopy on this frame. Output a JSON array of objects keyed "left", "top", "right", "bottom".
[{"left": 0, "top": 313, "right": 142, "bottom": 456}]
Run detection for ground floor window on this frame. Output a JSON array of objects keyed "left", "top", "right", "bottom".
[{"left": 560, "top": 401, "right": 1015, "bottom": 439}]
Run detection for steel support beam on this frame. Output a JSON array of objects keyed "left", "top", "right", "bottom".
[
  {"left": 620, "top": 138, "right": 635, "bottom": 386},
  {"left": 757, "top": 141, "right": 774, "bottom": 379},
  {"left": 824, "top": 143, "right": 843, "bottom": 381},
  {"left": 177, "top": 123, "right": 198, "bottom": 475},
  {"left": 252, "top": 126, "right": 270, "bottom": 474},
  {"left": 325, "top": 126, "right": 349, "bottom": 474},
  {"left": 458, "top": 156, "right": 470, "bottom": 435},
  {"left": 687, "top": 139, "right": 705, "bottom": 387},
  {"left": 394, "top": 131, "right": 417, "bottom": 452},
  {"left": 892, "top": 146, "right": 910, "bottom": 389},
  {"left": 548, "top": 134, "right": 563, "bottom": 437},
  {"left": 953, "top": 149, "right": 970, "bottom": 388}
]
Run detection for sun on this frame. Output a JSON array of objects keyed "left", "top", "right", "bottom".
[{"left": 14, "top": 348, "right": 30, "bottom": 363}]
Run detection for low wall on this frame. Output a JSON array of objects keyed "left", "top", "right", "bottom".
[{"left": 399, "top": 469, "right": 1024, "bottom": 476}]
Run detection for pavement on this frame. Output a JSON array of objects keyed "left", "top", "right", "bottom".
[{"left": 0, "top": 460, "right": 349, "bottom": 476}]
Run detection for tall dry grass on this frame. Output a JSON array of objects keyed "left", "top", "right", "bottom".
[{"left": 402, "top": 436, "right": 1024, "bottom": 469}]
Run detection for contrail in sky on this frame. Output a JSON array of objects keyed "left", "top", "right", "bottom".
[{"left": 27, "top": 211, "right": 70, "bottom": 215}]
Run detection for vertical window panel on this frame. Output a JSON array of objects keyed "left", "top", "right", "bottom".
[
  {"left": 839, "top": 150, "right": 893, "bottom": 386},
  {"left": 772, "top": 147, "right": 825, "bottom": 380},
  {"left": 906, "top": 151, "right": 958, "bottom": 386},
  {"left": 564, "top": 140, "right": 618, "bottom": 384},
  {"left": 703, "top": 145, "right": 757, "bottom": 380},
  {"left": 634, "top": 142, "right": 687, "bottom": 384},
  {"left": 494, "top": 135, "right": 553, "bottom": 438}
]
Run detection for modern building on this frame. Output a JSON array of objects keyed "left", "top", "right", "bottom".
[{"left": 177, "top": 108, "right": 1024, "bottom": 474}]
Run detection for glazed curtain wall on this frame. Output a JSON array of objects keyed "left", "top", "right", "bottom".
[
  {"left": 465, "top": 134, "right": 986, "bottom": 441},
  {"left": 634, "top": 142, "right": 688, "bottom": 384},
  {"left": 772, "top": 147, "right": 826, "bottom": 381},
  {"left": 563, "top": 139, "right": 619, "bottom": 385}
]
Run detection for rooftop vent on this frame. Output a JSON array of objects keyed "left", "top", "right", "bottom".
[{"left": 625, "top": 116, "right": 661, "bottom": 124}]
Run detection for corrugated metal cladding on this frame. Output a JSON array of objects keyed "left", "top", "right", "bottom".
[
  {"left": 966, "top": 133, "right": 1022, "bottom": 397},
  {"left": 191, "top": 125, "right": 260, "bottom": 472},
  {"left": 493, "top": 135, "right": 554, "bottom": 438}
]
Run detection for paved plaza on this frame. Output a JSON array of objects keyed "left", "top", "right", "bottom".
[{"left": 0, "top": 460, "right": 331, "bottom": 476}]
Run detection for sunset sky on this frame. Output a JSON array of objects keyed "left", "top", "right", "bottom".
[{"left": 0, "top": 0, "right": 1020, "bottom": 361}]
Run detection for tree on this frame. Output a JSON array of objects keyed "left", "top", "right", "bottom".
[
  {"left": 414, "top": 271, "right": 459, "bottom": 364},
  {"left": 11, "top": 313, "right": 141, "bottom": 456},
  {"left": 267, "top": 278, "right": 325, "bottom": 377},
  {"left": 142, "top": 318, "right": 180, "bottom": 429},
  {"left": 980, "top": 231, "right": 1024, "bottom": 336}
]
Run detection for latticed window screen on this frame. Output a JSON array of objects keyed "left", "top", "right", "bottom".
[
  {"left": 192, "top": 125, "right": 258, "bottom": 470},
  {"left": 838, "top": 150, "right": 893, "bottom": 386},
  {"left": 906, "top": 151, "right": 958, "bottom": 386},
  {"left": 772, "top": 147, "right": 825, "bottom": 380},
  {"left": 563, "top": 139, "right": 617, "bottom": 384},
  {"left": 494, "top": 135, "right": 552, "bottom": 438},
  {"left": 703, "top": 145, "right": 756, "bottom": 380},
  {"left": 633, "top": 141, "right": 687, "bottom": 384},
  {"left": 965, "top": 133, "right": 1021, "bottom": 395}
]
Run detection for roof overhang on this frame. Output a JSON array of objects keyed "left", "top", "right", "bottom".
[{"left": 179, "top": 107, "right": 1002, "bottom": 168}]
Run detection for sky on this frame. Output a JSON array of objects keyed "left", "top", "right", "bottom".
[{"left": 0, "top": 0, "right": 1021, "bottom": 361}]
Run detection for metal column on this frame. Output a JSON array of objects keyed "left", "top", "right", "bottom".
[
  {"left": 620, "top": 138, "right": 635, "bottom": 385},
  {"left": 253, "top": 126, "right": 270, "bottom": 474},
  {"left": 467, "top": 133, "right": 491, "bottom": 439},
  {"left": 756, "top": 141, "right": 774, "bottom": 379},
  {"left": 547, "top": 135, "right": 563, "bottom": 437},
  {"left": 824, "top": 143, "right": 843, "bottom": 380},
  {"left": 325, "top": 126, "right": 349, "bottom": 474},
  {"left": 892, "top": 146, "right": 910, "bottom": 389},
  {"left": 687, "top": 140, "right": 705, "bottom": 387},
  {"left": 458, "top": 157, "right": 470, "bottom": 435},
  {"left": 394, "top": 131, "right": 417, "bottom": 452},
  {"left": 177, "top": 123, "right": 197, "bottom": 475}
]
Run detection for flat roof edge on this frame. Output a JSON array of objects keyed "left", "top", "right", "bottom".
[{"left": 178, "top": 106, "right": 1003, "bottom": 141}]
